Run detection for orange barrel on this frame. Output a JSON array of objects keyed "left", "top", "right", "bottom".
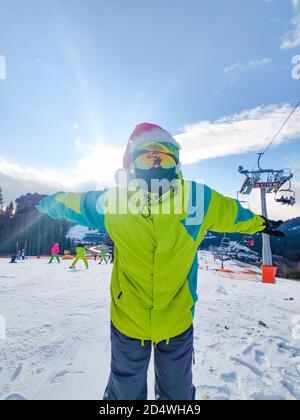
[{"left": 262, "top": 266, "right": 277, "bottom": 284}]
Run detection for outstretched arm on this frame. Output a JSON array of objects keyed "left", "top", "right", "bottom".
[
  {"left": 36, "top": 190, "right": 107, "bottom": 233},
  {"left": 204, "top": 188, "right": 282, "bottom": 236}
]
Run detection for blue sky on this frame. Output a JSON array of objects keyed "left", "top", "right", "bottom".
[{"left": 0, "top": 0, "right": 300, "bottom": 219}]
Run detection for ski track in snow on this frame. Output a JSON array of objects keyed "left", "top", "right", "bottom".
[{"left": 0, "top": 252, "right": 299, "bottom": 400}]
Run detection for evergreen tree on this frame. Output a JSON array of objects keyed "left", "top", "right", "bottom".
[
  {"left": 0, "top": 187, "right": 4, "bottom": 215},
  {"left": 5, "top": 201, "right": 15, "bottom": 217}
]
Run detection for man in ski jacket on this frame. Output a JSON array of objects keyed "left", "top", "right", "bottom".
[{"left": 37, "top": 123, "right": 283, "bottom": 400}]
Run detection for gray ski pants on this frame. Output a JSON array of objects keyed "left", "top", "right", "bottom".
[{"left": 103, "top": 322, "right": 196, "bottom": 400}]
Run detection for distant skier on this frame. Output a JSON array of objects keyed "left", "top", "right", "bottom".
[
  {"left": 99, "top": 248, "right": 108, "bottom": 265},
  {"left": 49, "top": 243, "right": 60, "bottom": 264},
  {"left": 70, "top": 243, "right": 89, "bottom": 270},
  {"left": 37, "top": 122, "right": 284, "bottom": 401},
  {"left": 110, "top": 251, "right": 114, "bottom": 264}
]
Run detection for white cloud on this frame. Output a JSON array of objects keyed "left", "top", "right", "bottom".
[
  {"left": 292, "top": 0, "right": 300, "bottom": 11},
  {"left": 175, "top": 103, "right": 300, "bottom": 165},
  {"left": 0, "top": 54, "right": 6, "bottom": 80},
  {"left": 0, "top": 159, "right": 72, "bottom": 189},
  {"left": 281, "top": 14, "right": 300, "bottom": 49},
  {"left": 281, "top": 0, "right": 300, "bottom": 50},
  {"left": 224, "top": 58, "right": 271, "bottom": 83},
  {"left": 248, "top": 58, "right": 271, "bottom": 68},
  {"left": 0, "top": 144, "right": 124, "bottom": 202}
]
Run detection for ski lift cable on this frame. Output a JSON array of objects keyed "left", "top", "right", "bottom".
[{"left": 251, "top": 99, "right": 300, "bottom": 171}]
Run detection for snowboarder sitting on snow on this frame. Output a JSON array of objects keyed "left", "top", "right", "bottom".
[
  {"left": 48, "top": 243, "right": 60, "bottom": 264},
  {"left": 9, "top": 255, "right": 17, "bottom": 264},
  {"left": 70, "top": 243, "right": 89, "bottom": 270},
  {"left": 37, "top": 123, "right": 284, "bottom": 400}
]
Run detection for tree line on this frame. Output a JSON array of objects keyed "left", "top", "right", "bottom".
[{"left": 0, "top": 188, "right": 73, "bottom": 256}]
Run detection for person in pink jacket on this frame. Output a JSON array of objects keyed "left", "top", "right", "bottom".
[{"left": 49, "top": 243, "right": 60, "bottom": 264}]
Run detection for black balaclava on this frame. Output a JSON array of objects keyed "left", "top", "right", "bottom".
[{"left": 135, "top": 167, "right": 178, "bottom": 196}]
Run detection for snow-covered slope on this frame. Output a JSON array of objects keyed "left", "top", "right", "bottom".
[
  {"left": 67, "top": 225, "right": 103, "bottom": 241},
  {"left": 66, "top": 225, "right": 92, "bottom": 240},
  {"left": 0, "top": 252, "right": 299, "bottom": 400}
]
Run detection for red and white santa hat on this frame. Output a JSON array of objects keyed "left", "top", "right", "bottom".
[{"left": 123, "top": 122, "right": 181, "bottom": 170}]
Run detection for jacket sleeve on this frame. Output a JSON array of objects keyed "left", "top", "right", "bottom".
[
  {"left": 36, "top": 190, "right": 107, "bottom": 232},
  {"left": 204, "top": 188, "right": 266, "bottom": 234}
]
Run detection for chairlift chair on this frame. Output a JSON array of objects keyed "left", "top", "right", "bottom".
[
  {"left": 243, "top": 236, "right": 255, "bottom": 247},
  {"left": 275, "top": 191, "right": 296, "bottom": 206},
  {"left": 236, "top": 195, "right": 255, "bottom": 247},
  {"left": 236, "top": 192, "right": 251, "bottom": 210},
  {"left": 275, "top": 181, "right": 296, "bottom": 206},
  {"left": 220, "top": 236, "right": 231, "bottom": 248}
]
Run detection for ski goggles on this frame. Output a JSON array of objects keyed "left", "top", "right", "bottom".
[{"left": 133, "top": 142, "right": 179, "bottom": 170}]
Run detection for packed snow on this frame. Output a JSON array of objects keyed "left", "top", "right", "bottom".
[{"left": 0, "top": 252, "right": 300, "bottom": 400}]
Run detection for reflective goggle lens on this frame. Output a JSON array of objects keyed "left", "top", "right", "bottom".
[
  {"left": 133, "top": 142, "right": 179, "bottom": 170},
  {"left": 134, "top": 151, "right": 177, "bottom": 170}
]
